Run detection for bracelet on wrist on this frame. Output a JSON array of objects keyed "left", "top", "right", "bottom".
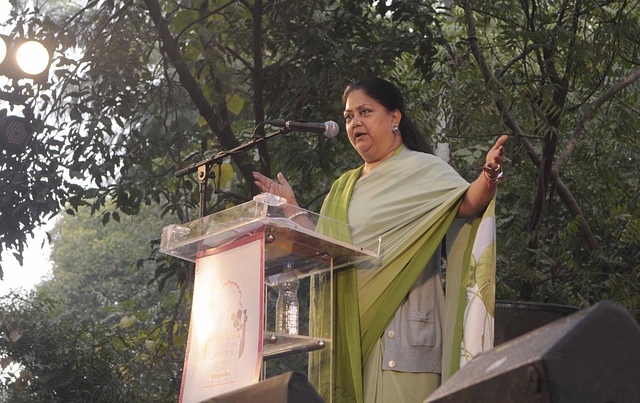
[
  {"left": 287, "top": 211, "right": 308, "bottom": 221},
  {"left": 482, "top": 164, "right": 504, "bottom": 189}
]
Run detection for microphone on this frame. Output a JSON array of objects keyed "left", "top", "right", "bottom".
[{"left": 265, "top": 120, "right": 339, "bottom": 138}]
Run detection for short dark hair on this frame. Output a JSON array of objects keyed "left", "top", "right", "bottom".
[{"left": 342, "top": 77, "right": 433, "bottom": 154}]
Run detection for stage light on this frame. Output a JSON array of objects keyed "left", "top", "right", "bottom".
[
  {"left": 0, "top": 34, "right": 51, "bottom": 83},
  {"left": 16, "top": 40, "right": 50, "bottom": 76},
  {"left": 0, "top": 116, "right": 33, "bottom": 154}
]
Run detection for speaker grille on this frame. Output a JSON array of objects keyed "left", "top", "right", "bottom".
[
  {"left": 428, "top": 301, "right": 640, "bottom": 403},
  {"left": 494, "top": 300, "right": 578, "bottom": 346}
]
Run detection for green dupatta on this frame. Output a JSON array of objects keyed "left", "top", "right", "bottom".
[{"left": 313, "top": 147, "right": 496, "bottom": 402}]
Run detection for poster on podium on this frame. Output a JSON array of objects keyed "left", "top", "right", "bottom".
[{"left": 179, "top": 234, "right": 264, "bottom": 403}]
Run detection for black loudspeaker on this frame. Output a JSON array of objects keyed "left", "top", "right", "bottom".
[
  {"left": 200, "top": 371, "right": 324, "bottom": 403},
  {"left": 426, "top": 301, "right": 640, "bottom": 403},
  {"left": 495, "top": 300, "right": 578, "bottom": 346}
]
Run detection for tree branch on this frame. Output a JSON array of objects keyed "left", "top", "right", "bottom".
[
  {"left": 60, "top": 0, "right": 103, "bottom": 31},
  {"left": 461, "top": 1, "right": 605, "bottom": 258},
  {"left": 218, "top": 44, "right": 253, "bottom": 72},
  {"left": 142, "top": 0, "right": 256, "bottom": 192},
  {"left": 174, "top": 0, "right": 238, "bottom": 42},
  {"left": 553, "top": 66, "right": 640, "bottom": 171},
  {"left": 518, "top": 136, "right": 600, "bottom": 252},
  {"left": 496, "top": 46, "right": 531, "bottom": 79}
]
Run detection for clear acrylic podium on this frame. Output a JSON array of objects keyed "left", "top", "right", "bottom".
[{"left": 160, "top": 194, "right": 380, "bottom": 403}]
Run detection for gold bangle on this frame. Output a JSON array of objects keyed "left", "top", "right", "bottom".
[{"left": 482, "top": 167, "right": 504, "bottom": 189}]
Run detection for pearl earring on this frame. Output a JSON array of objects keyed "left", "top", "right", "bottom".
[{"left": 392, "top": 125, "right": 399, "bottom": 134}]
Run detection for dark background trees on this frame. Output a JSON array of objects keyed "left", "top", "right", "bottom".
[{"left": 0, "top": 0, "right": 639, "bottom": 399}]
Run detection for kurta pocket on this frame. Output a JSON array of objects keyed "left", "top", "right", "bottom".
[
  {"left": 407, "top": 309, "right": 436, "bottom": 347},
  {"left": 407, "top": 310, "right": 436, "bottom": 347}
]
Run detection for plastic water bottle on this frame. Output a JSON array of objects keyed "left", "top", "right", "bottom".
[{"left": 275, "top": 261, "right": 299, "bottom": 335}]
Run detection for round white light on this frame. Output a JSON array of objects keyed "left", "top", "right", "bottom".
[
  {"left": 0, "top": 37, "right": 7, "bottom": 65},
  {"left": 16, "top": 40, "right": 50, "bottom": 75}
]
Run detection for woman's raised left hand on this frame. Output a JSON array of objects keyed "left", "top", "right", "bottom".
[
  {"left": 459, "top": 134, "right": 508, "bottom": 217},
  {"left": 484, "top": 134, "right": 508, "bottom": 174}
]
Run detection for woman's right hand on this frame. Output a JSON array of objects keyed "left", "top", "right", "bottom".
[
  {"left": 254, "top": 171, "right": 315, "bottom": 230},
  {"left": 252, "top": 171, "right": 298, "bottom": 207}
]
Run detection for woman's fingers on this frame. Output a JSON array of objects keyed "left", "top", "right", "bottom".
[
  {"left": 277, "top": 172, "right": 289, "bottom": 187},
  {"left": 252, "top": 171, "right": 271, "bottom": 192},
  {"left": 495, "top": 134, "right": 508, "bottom": 151},
  {"left": 274, "top": 173, "right": 295, "bottom": 201},
  {"left": 252, "top": 171, "right": 296, "bottom": 204},
  {"left": 486, "top": 135, "right": 508, "bottom": 166}
]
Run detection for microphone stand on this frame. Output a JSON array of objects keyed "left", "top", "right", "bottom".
[{"left": 174, "top": 127, "right": 291, "bottom": 218}]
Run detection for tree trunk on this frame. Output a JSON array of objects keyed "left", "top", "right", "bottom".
[{"left": 250, "top": 0, "right": 271, "bottom": 184}]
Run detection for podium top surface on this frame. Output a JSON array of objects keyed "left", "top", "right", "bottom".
[{"left": 160, "top": 193, "right": 381, "bottom": 274}]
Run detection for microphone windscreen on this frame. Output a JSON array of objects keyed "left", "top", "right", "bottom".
[{"left": 324, "top": 121, "right": 339, "bottom": 138}]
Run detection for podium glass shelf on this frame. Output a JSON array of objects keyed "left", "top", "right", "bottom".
[
  {"left": 160, "top": 193, "right": 380, "bottom": 275},
  {"left": 262, "top": 333, "right": 326, "bottom": 360}
]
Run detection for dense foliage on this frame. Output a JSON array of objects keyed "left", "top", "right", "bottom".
[{"left": 1, "top": 203, "right": 187, "bottom": 401}]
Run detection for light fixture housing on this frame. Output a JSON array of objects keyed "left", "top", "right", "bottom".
[
  {"left": 0, "top": 115, "right": 34, "bottom": 154},
  {"left": 0, "top": 34, "right": 51, "bottom": 83},
  {"left": 0, "top": 36, "right": 7, "bottom": 65}
]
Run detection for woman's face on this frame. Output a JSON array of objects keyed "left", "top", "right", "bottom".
[{"left": 343, "top": 89, "right": 402, "bottom": 164}]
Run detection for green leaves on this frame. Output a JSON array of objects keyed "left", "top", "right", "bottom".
[
  {"left": 453, "top": 147, "right": 485, "bottom": 166},
  {"left": 115, "top": 315, "right": 137, "bottom": 329},
  {"left": 226, "top": 93, "right": 245, "bottom": 116},
  {"left": 211, "top": 163, "right": 234, "bottom": 188}
]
